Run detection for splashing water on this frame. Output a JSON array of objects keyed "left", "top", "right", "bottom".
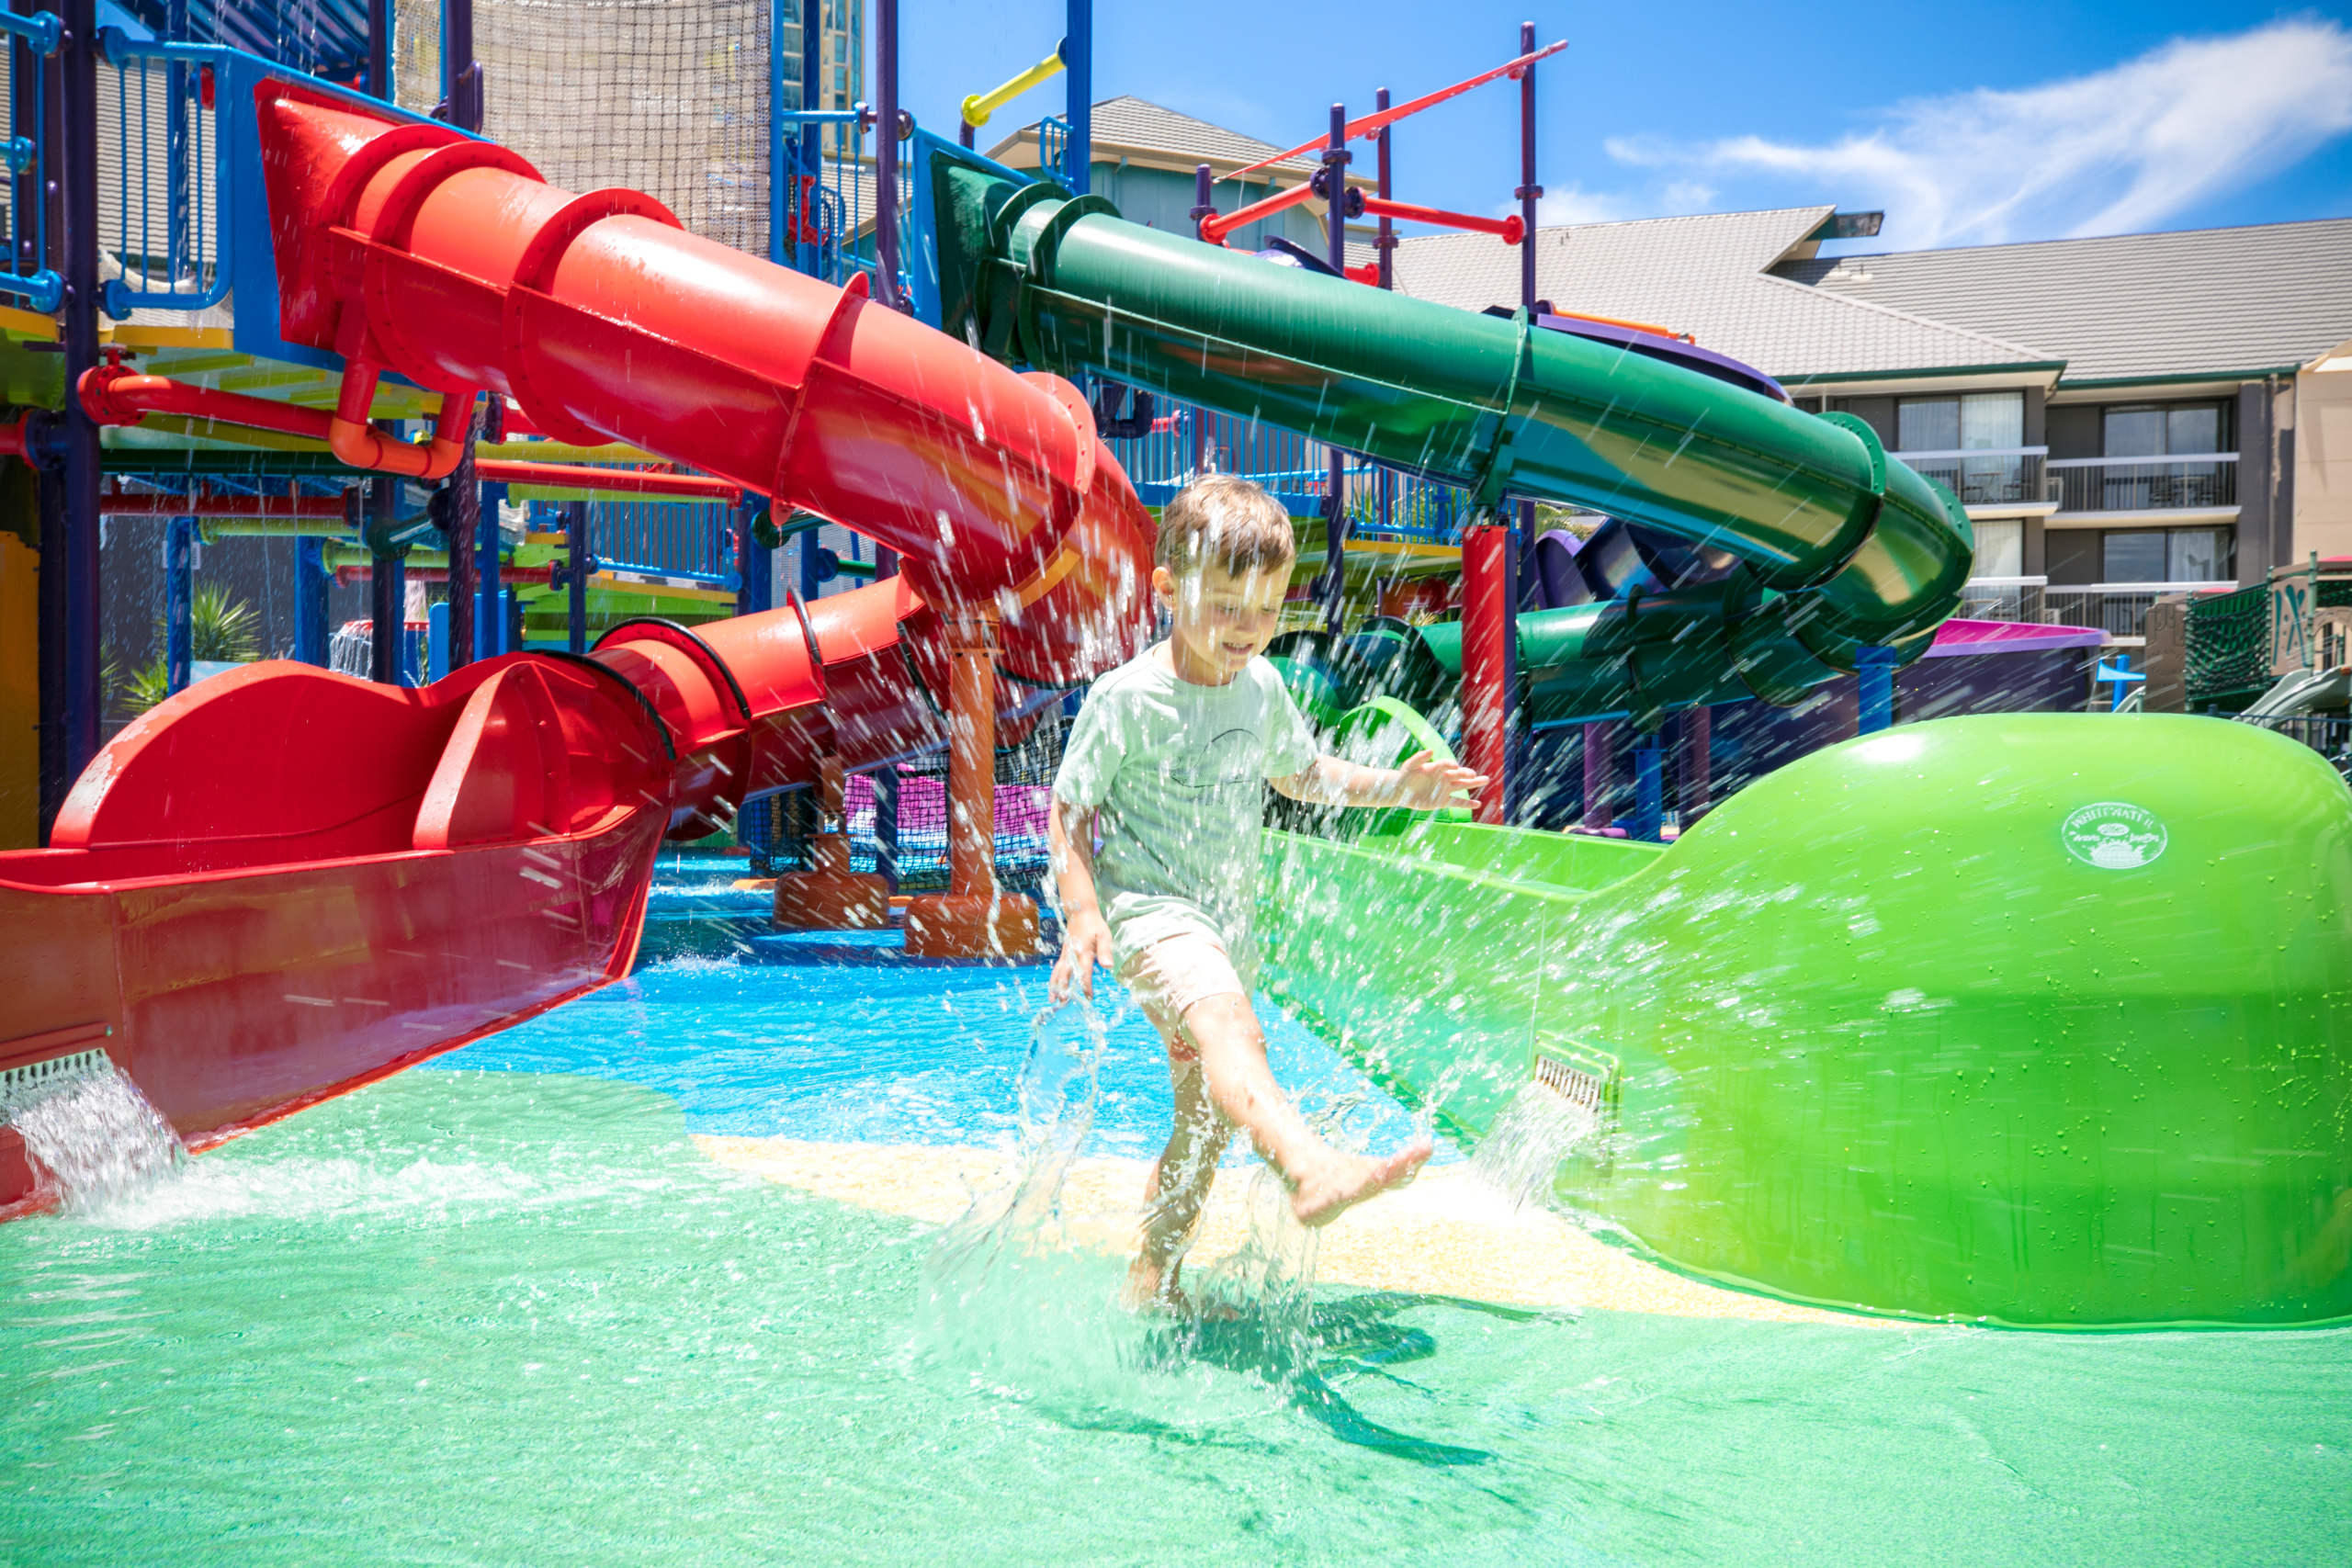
[
  {"left": 1464, "top": 1078, "right": 1598, "bottom": 1213},
  {"left": 8, "top": 1057, "right": 186, "bottom": 1213}
]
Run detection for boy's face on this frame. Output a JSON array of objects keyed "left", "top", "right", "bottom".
[{"left": 1153, "top": 558, "right": 1293, "bottom": 681}]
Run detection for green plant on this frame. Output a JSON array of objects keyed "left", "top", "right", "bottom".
[
  {"left": 117, "top": 581, "right": 264, "bottom": 716},
  {"left": 184, "top": 580, "right": 260, "bottom": 663},
  {"left": 121, "top": 658, "right": 171, "bottom": 716}
]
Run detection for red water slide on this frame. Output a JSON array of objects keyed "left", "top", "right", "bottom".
[{"left": 0, "top": 84, "right": 1157, "bottom": 1214}]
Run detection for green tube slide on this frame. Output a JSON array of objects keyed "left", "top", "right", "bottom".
[
  {"left": 934, "top": 169, "right": 1974, "bottom": 720},
  {"left": 1260, "top": 715, "right": 2352, "bottom": 1328}
]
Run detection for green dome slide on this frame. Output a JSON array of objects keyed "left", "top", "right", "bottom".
[{"left": 1259, "top": 712, "right": 2352, "bottom": 1328}]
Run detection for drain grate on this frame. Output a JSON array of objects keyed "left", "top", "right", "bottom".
[
  {"left": 0, "top": 1049, "right": 114, "bottom": 1117},
  {"left": 1533, "top": 1051, "right": 1606, "bottom": 1114}
]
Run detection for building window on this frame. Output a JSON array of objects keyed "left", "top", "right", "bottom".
[
  {"left": 1972, "top": 519, "right": 2024, "bottom": 578},
  {"left": 1896, "top": 391, "right": 2023, "bottom": 453},
  {"left": 2102, "top": 402, "right": 2227, "bottom": 457},
  {"left": 2093, "top": 526, "right": 2234, "bottom": 584}
]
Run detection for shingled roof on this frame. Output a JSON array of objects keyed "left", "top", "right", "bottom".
[
  {"left": 1771, "top": 219, "right": 2352, "bottom": 385},
  {"left": 1388, "top": 208, "right": 2060, "bottom": 384},
  {"left": 987, "top": 96, "right": 1320, "bottom": 180}
]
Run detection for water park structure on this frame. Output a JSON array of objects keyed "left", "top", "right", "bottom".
[{"left": 0, "top": 0, "right": 2347, "bottom": 1391}]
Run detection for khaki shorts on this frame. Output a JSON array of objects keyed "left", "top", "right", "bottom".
[{"left": 1117, "top": 931, "right": 1256, "bottom": 1063}]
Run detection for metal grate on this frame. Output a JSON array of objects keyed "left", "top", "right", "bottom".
[
  {"left": 0, "top": 1049, "right": 114, "bottom": 1117},
  {"left": 1532, "top": 1052, "right": 1604, "bottom": 1115}
]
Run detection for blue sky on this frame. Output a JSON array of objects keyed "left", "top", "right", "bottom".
[{"left": 894, "top": 1, "right": 2352, "bottom": 251}]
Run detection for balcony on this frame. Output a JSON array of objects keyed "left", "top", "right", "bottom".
[
  {"left": 2048, "top": 455, "right": 2238, "bottom": 514},
  {"left": 1890, "top": 446, "right": 2049, "bottom": 509},
  {"left": 1959, "top": 576, "right": 2239, "bottom": 638}
]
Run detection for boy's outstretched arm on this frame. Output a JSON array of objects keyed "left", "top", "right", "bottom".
[
  {"left": 1271, "top": 749, "right": 1487, "bottom": 810},
  {"left": 1048, "top": 798, "right": 1114, "bottom": 1002}
]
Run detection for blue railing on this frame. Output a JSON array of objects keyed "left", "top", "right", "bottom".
[
  {"left": 585, "top": 500, "right": 739, "bottom": 590},
  {"left": 100, "top": 33, "right": 227, "bottom": 316},
  {"left": 1106, "top": 400, "right": 1471, "bottom": 543},
  {"left": 1038, "top": 114, "right": 1069, "bottom": 184},
  {"left": 773, "top": 107, "right": 869, "bottom": 288},
  {"left": 0, "top": 9, "right": 62, "bottom": 310}
]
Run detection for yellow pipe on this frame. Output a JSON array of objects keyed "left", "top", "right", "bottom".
[{"left": 961, "top": 44, "right": 1065, "bottom": 131}]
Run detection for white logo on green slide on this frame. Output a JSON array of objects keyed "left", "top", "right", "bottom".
[{"left": 2062, "top": 802, "right": 2167, "bottom": 869}]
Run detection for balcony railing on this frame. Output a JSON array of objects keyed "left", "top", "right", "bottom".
[
  {"left": 1890, "top": 446, "right": 2049, "bottom": 508},
  {"left": 1959, "top": 576, "right": 2239, "bottom": 638},
  {"left": 2048, "top": 455, "right": 2238, "bottom": 513}
]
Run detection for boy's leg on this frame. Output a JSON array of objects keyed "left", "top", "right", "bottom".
[
  {"left": 1126, "top": 1056, "right": 1230, "bottom": 1309},
  {"left": 1178, "top": 994, "right": 1430, "bottom": 1226}
]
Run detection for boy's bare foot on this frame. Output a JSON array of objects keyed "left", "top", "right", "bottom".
[{"left": 1288, "top": 1142, "right": 1431, "bottom": 1228}]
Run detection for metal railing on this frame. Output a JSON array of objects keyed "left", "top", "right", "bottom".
[
  {"left": 0, "top": 8, "right": 62, "bottom": 310},
  {"left": 2238, "top": 714, "right": 2352, "bottom": 780},
  {"left": 1958, "top": 576, "right": 2238, "bottom": 638},
  {"left": 1891, "top": 446, "right": 2050, "bottom": 508},
  {"left": 2049, "top": 454, "right": 2238, "bottom": 513},
  {"left": 99, "top": 33, "right": 226, "bottom": 316}
]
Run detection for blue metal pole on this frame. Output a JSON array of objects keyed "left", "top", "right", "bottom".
[
  {"left": 1321, "top": 102, "right": 1349, "bottom": 637},
  {"left": 164, "top": 513, "right": 193, "bottom": 695},
  {"left": 51, "top": 0, "right": 103, "bottom": 829},
  {"left": 797, "top": 0, "right": 820, "bottom": 277},
  {"left": 368, "top": 473, "right": 404, "bottom": 683},
  {"left": 800, "top": 520, "right": 822, "bottom": 602},
  {"left": 294, "top": 532, "right": 328, "bottom": 666},
  {"left": 1857, "top": 646, "right": 1898, "bottom": 734},
  {"left": 476, "top": 473, "right": 503, "bottom": 659},
  {"left": 1628, "top": 741, "right": 1663, "bottom": 842},
  {"left": 876, "top": 0, "right": 900, "bottom": 308},
  {"left": 1063, "top": 0, "right": 1090, "bottom": 196},
  {"left": 769, "top": 0, "right": 787, "bottom": 265},
  {"left": 566, "top": 500, "right": 591, "bottom": 654}
]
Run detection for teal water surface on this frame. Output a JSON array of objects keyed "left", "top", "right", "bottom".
[{"left": 4, "top": 908, "right": 2350, "bottom": 1564}]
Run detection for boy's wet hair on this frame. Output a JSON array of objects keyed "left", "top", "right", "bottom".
[{"left": 1155, "top": 474, "right": 1296, "bottom": 580}]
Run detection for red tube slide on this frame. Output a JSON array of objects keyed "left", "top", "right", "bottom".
[{"left": 0, "top": 84, "right": 1156, "bottom": 1216}]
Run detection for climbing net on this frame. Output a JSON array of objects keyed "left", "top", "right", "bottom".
[{"left": 393, "top": 0, "right": 771, "bottom": 257}]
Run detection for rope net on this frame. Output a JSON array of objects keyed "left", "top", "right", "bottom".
[{"left": 393, "top": 0, "right": 771, "bottom": 257}]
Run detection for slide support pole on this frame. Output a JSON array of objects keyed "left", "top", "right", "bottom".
[
  {"left": 1462, "top": 525, "right": 1511, "bottom": 825},
  {"left": 1677, "top": 704, "right": 1712, "bottom": 826},
  {"left": 293, "top": 531, "right": 329, "bottom": 666},
  {"left": 1322, "top": 102, "right": 1349, "bottom": 637},
  {"left": 876, "top": 0, "right": 899, "bottom": 307},
  {"left": 1858, "top": 645, "right": 1897, "bottom": 734},
  {"left": 905, "top": 613, "right": 1041, "bottom": 957},
  {"left": 1063, "top": 0, "right": 1090, "bottom": 195},
  {"left": 164, "top": 513, "right": 193, "bottom": 695},
  {"left": 1628, "top": 739, "right": 1663, "bottom": 842},
  {"left": 1580, "top": 719, "right": 1614, "bottom": 833}
]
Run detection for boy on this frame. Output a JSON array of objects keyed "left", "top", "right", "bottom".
[{"left": 1047, "top": 474, "right": 1487, "bottom": 1313}]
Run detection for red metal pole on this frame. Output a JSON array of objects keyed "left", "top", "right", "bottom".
[{"left": 1461, "top": 525, "right": 1510, "bottom": 826}]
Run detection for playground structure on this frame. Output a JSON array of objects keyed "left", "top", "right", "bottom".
[{"left": 0, "top": 5, "right": 2342, "bottom": 1329}]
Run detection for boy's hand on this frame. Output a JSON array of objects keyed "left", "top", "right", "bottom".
[
  {"left": 1051, "top": 908, "right": 1116, "bottom": 1002},
  {"left": 1395, "top": 750, "right": 1488, "bottom": 809}
]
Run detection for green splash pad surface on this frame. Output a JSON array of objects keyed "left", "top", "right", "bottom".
[{"left": 4, "top": 1068, "right": 2348, "bottom": 1566}]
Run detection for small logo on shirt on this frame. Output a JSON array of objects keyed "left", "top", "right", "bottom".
[{"left": 1167, "top": 728, "right": 1265, "bottom": 792}]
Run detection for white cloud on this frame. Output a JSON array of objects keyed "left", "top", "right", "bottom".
[
  {"left": 1605, "top": 17, "right": 2352, "bottom": 247},
  {"left": 1528, "top": 183, "right": 1633, "bottom": 225}
]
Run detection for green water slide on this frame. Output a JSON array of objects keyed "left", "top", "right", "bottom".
[{"left": 934, "top": 169, "right": 1973, "bottom": 719}]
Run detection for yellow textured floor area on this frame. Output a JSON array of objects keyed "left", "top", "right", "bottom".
[{"left": 695, "top": 1135, "right": 1894, "bottom": 1327}]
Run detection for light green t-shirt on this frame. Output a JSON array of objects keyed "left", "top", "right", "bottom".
[{"left": 1050, "top": 646, "right": 1321, "bottom": 973}]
